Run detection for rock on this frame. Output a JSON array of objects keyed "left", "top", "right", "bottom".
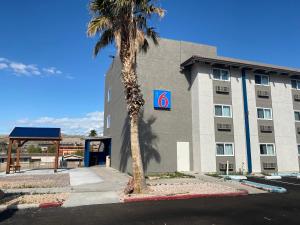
[{"left": 124, "top": 178, "right": 134, "bottom": 195}]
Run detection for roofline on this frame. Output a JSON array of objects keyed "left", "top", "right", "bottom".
[
  {"left": 9, "top": 137, "right": 62, "bottom": 141},
  {"left": 84, "top": 136, "right": 111, "bottom": 141},
  {"left": 181, "top": 55, "right": 300, "bottom": 75}
]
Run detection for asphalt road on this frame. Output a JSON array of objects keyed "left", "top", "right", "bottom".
[{"left": 1, "top": 177, "right": 300, "bottom": 225}]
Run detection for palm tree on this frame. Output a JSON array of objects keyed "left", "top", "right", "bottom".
[
  {"left": 87, "top": 0, "right": 164, "bottom": 193},
  {"left": 89, "top": 129, "right": 98, "bottom": 137}
]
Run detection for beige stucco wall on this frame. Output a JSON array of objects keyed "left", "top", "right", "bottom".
[
  {"left": 271, "top": 75, "right": 299, "bottom": 172},
  {"left": 192, "top": 64, "right": 216, "bottom": 172},
  {"left": 231, "top": 68, "right": 248, "bottom": 173}
]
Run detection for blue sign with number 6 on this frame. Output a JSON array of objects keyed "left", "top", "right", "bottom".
[{"left": 153, "top": 90, "right": 171, "bottom": 110}]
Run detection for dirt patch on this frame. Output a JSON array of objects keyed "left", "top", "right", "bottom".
[
  {"left": 122, "top": 179, "right": 240, "bottom": 200},
  {"left": 0, "top": 174, "right": 70, "bottom": 189},
  {"left": 0, "top": 193, "right": 69, "bottom": 205}
]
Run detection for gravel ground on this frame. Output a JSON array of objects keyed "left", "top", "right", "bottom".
[
  {"left": 122, "top": 178, "right": 240, "bottom": 200},
  {"left": 0, "top": 174, "right": 70, "bottom": 189},
  {"left": 0, "top": 193, "right": 69, "bottom": 205}
]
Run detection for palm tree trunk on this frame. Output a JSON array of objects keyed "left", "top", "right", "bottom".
[
  {"left": 130, "top": 114, "right": 147, "bottom": 193},
  {"left": 120, "top": 42, "right": 147, "bottom": 193}
]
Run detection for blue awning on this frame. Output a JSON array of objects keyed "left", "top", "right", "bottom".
[{"left": 9, "top": 127, "right": 61, "bottom": 140}]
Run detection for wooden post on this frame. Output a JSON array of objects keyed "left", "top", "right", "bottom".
[
  {"left": 16, "top": 141, "right": 21, "bottom": 167},
  {"left": 6, "top": 139, "right": 13, "bottom": 174},
  {"left": 54, "top": 141, "right": 60, "bottom": 172}
]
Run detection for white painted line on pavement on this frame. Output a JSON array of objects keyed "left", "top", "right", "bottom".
[{"left": 270, "top": 180, "right": 300, "bottom": 186}]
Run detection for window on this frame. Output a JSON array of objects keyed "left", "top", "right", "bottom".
[
  {"left": 214, "top": 105, "right": 232, "bottom": 117},
  {"left": 260, "top": 144, "right": 275, "bottom": 156},
  {"left": 212, "top": 68, "right": 230, "bottom": 81},
  {"left": 107, "top": 88, "right": 111, "bottom": 102},
  {"left": 295, "top": 111, "right": 300, "bottom": 121},
  {"left": 298, "top": 145, "right": 300, "bottom": 155},
  {"left": 255, "top": 74, "right": 269, "bottom": 86},
  {"left": 216, "top": 143, "right": 234, "bottom": 156},
  {"left": 106, "top": 115, "right": 111, "bottom": 128},
  {"left": 291, "top": 80, "right": 300, "bottom": 90},
  {"left": 257, "top": 108, "right": 272, "bottom": 120}
]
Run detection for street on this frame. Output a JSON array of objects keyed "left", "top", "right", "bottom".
[{"left": 1, "top": 177, "right": 300, "bottom": 225}]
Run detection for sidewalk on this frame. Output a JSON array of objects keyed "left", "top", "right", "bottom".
[
  {"left": 62, "top": 167, "right": 129, "bottom": 207},
  {"left": 0, "top": 167, "right": 130, "bottom": 209}
]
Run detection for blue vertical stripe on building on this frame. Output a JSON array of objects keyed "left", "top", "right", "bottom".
[
  {"left": 242, "top": 69, "right": 253, "bottom": 173},
  {"left": 84, "top": 140, "right": 90, "bottom": 167}
]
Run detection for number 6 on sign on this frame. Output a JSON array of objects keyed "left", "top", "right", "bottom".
[{"left": 153, "top": 90, "right": 171, "bottom": 110}]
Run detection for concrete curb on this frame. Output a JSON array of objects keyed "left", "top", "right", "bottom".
[
  {"left": 265, "top": 176, "right": 282, "bottom": 180},
  {"left": 124, "top": 190, "right": 248, "bottom": 203},
  {"left": 241, "top": 180, "right": 287, "bottom": 193},
  {"left": 0, "top": 202, "right": 63, "bottom": 211},
  {"left": 0, "top": 204, "right": 39, "bottom": 211},
  {"left": 39, "top": 202, "right": 63, "bottom": 208}
]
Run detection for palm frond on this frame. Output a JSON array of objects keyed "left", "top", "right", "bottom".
[
  {"left": 87, "top": 0, "right": 164, "bottom": 55},
  {"left": 87, "top": 16, "right": 112, "bottom": 37},
  {"left": 93, "top": 29, "right": 114, "bottom": 56}
]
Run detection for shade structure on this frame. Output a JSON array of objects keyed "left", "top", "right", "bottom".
[{"left": 6, "top": 127, "right": 61, "bottom": 174}]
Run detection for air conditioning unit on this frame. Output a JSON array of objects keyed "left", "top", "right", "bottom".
[
  {"left": 294, "top": 94, "right": 300, "bottom": 101},
  {"left": 257, "top": 90, "right": 269, "bottom": 98},
  {"left": 260, "top": 125, "right": 273, "bottom": 133},
  {"left": 219, "top": 163, "right": 234, "bottom": 171},
  {"left": 216, "top": 86, "right": 230, "bottom": 94},
  {"left": 217, "top": 123, "right": 231, "bottom": 131},
  {"left": 263, "top": 162, "right": 277, "bottom": 170}
]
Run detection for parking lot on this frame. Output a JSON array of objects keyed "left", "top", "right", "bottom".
[
  {"left": 2, "top": 175, "right": 300, "bottom": 225},
  {"left": 247, "top": 176, "right": 300, "bottom": 193}
]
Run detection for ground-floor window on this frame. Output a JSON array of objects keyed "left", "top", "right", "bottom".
[
  {"left": 295, "top": 111, "right": 300, "bottom": 121},
  {"left": 260, "top": 144, "right": 275, "bottom": 156},
  {"left": 216, "top": 143, "right": 234, "bottom": 156}
]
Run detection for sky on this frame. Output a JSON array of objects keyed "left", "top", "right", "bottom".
[{"left": 0, "top": 0, "right": 299, "bottom": 135}]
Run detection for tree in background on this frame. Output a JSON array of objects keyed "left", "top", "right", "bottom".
[
  {"left": 47, "top": 145, "right": 57, "bottom": 154},
  {"left": 27, "top": 145, "right": 42, "bottom": 154},
  {"left": 75, "top": 150, "right": 84, "bottom": 157},
  {"left": 0, "top": 142, "right": 8, "bottom": 154},
  {"left": 87, "top": 0, "right": 164, "bottom": 193},
  {"left": 89, "top": 129, "right": 98, "bottom": 137}
]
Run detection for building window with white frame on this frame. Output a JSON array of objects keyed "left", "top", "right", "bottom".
[
  {"left": 295, "top": 111, "right": 300, "bottom": 121},
  {"left": 255, "top": 74, "right": 269, "bottom": 86},
  {"left": 106, "top": 115, "right": 111, "bottom": 129},
  {"left": 260, "top": 144, "right": 275, "bottom": 156},
  {"left": 216, "top": 143, "right": 234, "bottom": 156},
  {"left": 257, "top": 108, "right": 272, "bottom": 120},
  {"left": 212, "top": 68, "right": 230, "bottom": 81},
  {"left": 107, "top": 88, "right": 111, "bottom": 102},
  {"left": 291, "top": 80, "right": 300, "bottom": 90},
  {"left": 214, "top": 105, "right": 232, "bottom": 118},
  {"left": 298, "top": 145, "right": 300, "bottom": 155}
]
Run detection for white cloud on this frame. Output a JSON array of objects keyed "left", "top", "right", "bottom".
[
  {"left": 0, "top": 58, "right": 8, "bottom": 62},
  {"left": 16, "top": 111, "right": 104, "bottom": 135},
  {"left": 0, "top": 57, "right": 71, "bottom": 79},
  {"left": 0, "top": 63, "right": 8, "bottom": 69},
  {"left": 42, "top": 67, "right": 62, "bottom": 75},
  {"left": 9, "top": 62, "right": 41, "bottom": 76}
]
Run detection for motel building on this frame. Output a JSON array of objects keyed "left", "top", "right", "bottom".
[{"left": 104, "top": 38, "right": 300, "bottom": 175}]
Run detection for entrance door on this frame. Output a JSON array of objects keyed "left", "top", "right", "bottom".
[{"left": 177, "top": 142, "right": 190, "bottom": 171}]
